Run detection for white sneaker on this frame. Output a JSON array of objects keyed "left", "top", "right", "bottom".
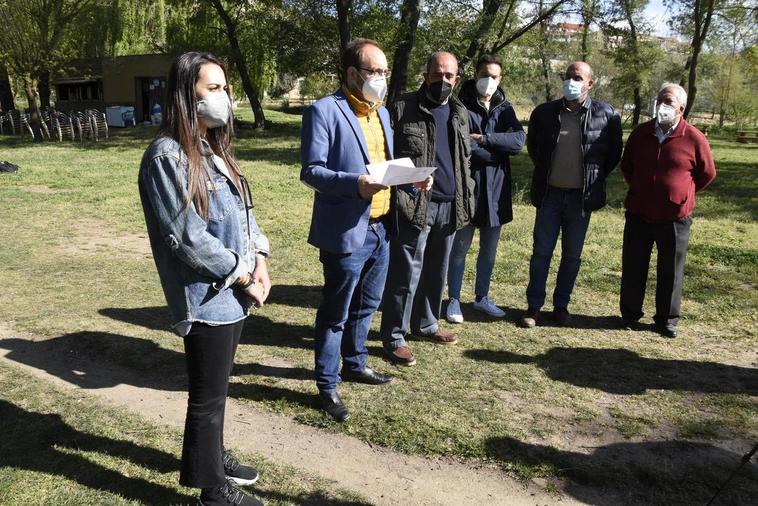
[
  {"left": 472, "top": 297, "right": 506, "bottom": 318},
  {"left": 446, "top": 298, "right": 464, "bottom": 323}
]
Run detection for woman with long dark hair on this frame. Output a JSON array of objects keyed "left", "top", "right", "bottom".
[{"left": 139, "top": 52, "right": 270, "bottom": 506}]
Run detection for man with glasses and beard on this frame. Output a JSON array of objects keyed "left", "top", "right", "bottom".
[{"left": 301, "top": 39, "right": 431, "bottom": 422}]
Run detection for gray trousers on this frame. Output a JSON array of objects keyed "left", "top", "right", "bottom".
[{"left": 380, "top": 200, "right": 456, "bottom": 350}]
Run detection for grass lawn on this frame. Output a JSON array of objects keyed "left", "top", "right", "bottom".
[
  {"left": 0, "top": 361, "right": 369, "bottom": 505},
  {"left": 0, "top": 106, "right": 756, "bottom": 505}
]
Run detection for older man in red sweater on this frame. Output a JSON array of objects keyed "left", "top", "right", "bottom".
[{"left": 620, "top": 83, "right": 716, "bottom": 338}]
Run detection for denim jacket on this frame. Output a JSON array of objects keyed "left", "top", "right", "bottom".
[{"left": 138, "top": 136, "right": 270, "bottom": 335}]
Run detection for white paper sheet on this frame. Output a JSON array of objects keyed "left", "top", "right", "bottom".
[{"left": 366, "top": 157, "right": 436, "bottom": 187}]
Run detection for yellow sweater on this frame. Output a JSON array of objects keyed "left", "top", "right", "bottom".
[{"left": 342, "top": 86, "right": 390, "bottom": 218}]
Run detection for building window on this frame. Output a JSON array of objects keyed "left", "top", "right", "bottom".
[{"left": 55, "top": 80, "right": 103, "bottom": 102}]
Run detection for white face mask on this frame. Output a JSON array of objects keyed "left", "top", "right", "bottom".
[
  {"left": 657, "top": 103, "right": 677, "bottom": 125},
  {"left": 476, "top": 77, "right": 498, "bottom": 98},
  {"left": 197, "top": 92, "right": 231, "bottom": 128},
  {"left": 361, "top": 75, "right": 387, "bottom": 104}
]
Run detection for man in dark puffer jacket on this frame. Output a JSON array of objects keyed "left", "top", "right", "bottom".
[{"left": 521, "top": 61, "right": 622, "bottom": 328}]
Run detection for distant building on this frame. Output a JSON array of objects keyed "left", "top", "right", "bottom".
[{"left": 54, "top": 54, "right": 176, "bottom": 124}]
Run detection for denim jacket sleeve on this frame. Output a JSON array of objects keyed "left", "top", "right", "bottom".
[
  {"left": 249, "top": 212, "right": 270, "bottom": 257},
  {"left": 141, "top": 153, "right": 247, "bottom": 285}
]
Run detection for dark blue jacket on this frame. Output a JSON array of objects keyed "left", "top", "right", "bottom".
[
  {"left": 459, "top": 80, "right": 526, "bottom": 227},
  {"left": 526, "top": 97, "right": 622, "bottom": 211}
]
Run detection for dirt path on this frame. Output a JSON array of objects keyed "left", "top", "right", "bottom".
[{"left": 0, "top": 323, "right": 581, "bottom": 506}]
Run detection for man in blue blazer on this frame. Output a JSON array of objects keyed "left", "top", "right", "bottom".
[{"left": 301, "top": 39, "right": 431, "bottom": 422}]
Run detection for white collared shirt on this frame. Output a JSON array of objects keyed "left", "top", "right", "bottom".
[{"left": 655, "top": 119, "right": 680, "bottom": 144}]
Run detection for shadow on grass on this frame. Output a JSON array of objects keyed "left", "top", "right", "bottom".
[
  {"left": 267, "top": 284, "right": 323, "bottom": 309},
  {"left": 454, "top": 302, "right": 622, "bottom": 329},
  {"left": 486, "top": 436, "right": 758, "bottom": 505},
  {"left": 259, "top": 489, "right": 372, "bottom": 505},
  {"left": 99, "top": 306, "right": 315, "bottom": 350},
  {"left": 229, "top": 382, "right": 317, "bottom": 409},
  {"left": 0, "top": 331, "right": 315, "bottom": 408},
  {"left": 0, "top": 399, "right": 191, "bottom": 505},
  {"left": 234, "top": 146, "right": 300, "bottom": 166},
  {"left": 0, "top": 332, "right": 186, "bottom": 391},
  {"left": 464, "top": 347, "right": 758, "bottom": 395},
  {"left": 232, "top": 362, "right": 312, "bottom": 381}
]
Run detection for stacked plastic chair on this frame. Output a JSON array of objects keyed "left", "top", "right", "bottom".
[
  {"left": 85, "top": 109, "right": 109, "bottom": 141},
  {"left": 51, "top": 111, "right": 76, "bottom": 142},
  {"left": 73, "top": 110, "right": 94, "bottom": 141}
]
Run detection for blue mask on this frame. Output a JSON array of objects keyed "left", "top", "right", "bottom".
[{"left": 563, "top": 79, "right": 584, "bottom": 101}]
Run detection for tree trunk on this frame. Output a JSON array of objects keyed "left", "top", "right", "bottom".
[
  {"left": 580, "top": 0, "right": 595, "bottom": 60},
  {"left": 683, "top": 28, "right": 712, "bottom": 121},
  {"left": 538, "top": 0, "right": 552, "bottom": 102},
  {"left": 336, "top": 0, "right": 352, "bottom": 53},
  {"left": 387, "top": 0, "right": 422, "bottom": 103},
  {"left": 0, "top": 64, "right": 15, "bottom": 111},
  {"left": 622, "top": 0, "right": 641, "bottom": 125},
  {"left": 683, "top": 0, "right": 716, "bottom": 119},
  {"left": 208, "top": 0, "right": 266, "bottom": 129},
  {"left": 38, "top": 69, "right": 51, "bottom": 109},
  {"left": 581, "top": 25, "right": 590, "bottom": 61},
  {"left": 460, "top": 0, "right": 505, "bottom": 76},
  {"left": 719, "top": 31, "right": 738, "bottom": 128},
  {"left": 23, "top": 79, "right": 43, "bottom": 142}
]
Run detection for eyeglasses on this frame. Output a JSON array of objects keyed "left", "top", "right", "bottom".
[
  {"left": 427, "top": 72, "right": 459, "bottom": 81},
  {"left": 359, "top": 67, "right": 391, "bottom": 77}
]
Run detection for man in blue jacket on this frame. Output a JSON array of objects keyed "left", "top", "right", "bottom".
[
  {"left": 300, "top": 39, "right": 403, "bottom": 422},
  {"left": 446, "top": 54, "right": 525, "bottom": 323},
  {"left": 522, "top": 61, "right": 622, "bottom": 327}
]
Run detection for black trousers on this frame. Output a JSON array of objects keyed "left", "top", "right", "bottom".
[
  {"left": 620, "top": 212, "right": 692, "bottom": 327},
  {"left": 179, "top": 320, "right": 244, "bottom": 488}
]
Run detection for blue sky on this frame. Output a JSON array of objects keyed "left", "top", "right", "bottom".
[
  {"left": 561, "top": 0, "right": 678, "bottom": 38},
  {"left": 645, "top": 0, "right": 675, "bottom": 37}
]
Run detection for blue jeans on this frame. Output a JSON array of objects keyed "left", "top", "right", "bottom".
[
  {"left": 447, "top": 224, "right": 502, "bottom": 300},
  {"left": 526, "top": 186, "right": 591, "bottom": 309},
  {"left": 314, "top": 221, "right": 389, "bottom": 393}
]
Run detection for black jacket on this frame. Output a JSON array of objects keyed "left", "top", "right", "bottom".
[
  {"left": 459, "top": 79, "right": 526, "bottom": 226},
  {"left": 389, "top": 84, "right": 475, "bottom": 231},
  {"left": 526, "top": 97, "right": 623, "bottom": 211}
]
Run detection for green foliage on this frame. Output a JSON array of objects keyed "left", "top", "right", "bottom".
[
  {"left": 1, "top": 0, "right": 756, "bottom": 125},
  {"left": 300, "top": 72, "right": 339, "bottom": 99}
]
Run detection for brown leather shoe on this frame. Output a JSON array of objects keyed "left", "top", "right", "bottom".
[
  {"left": 419, "top": 328, "right": 458, "bottom": 345},
  {"left": 383, "top": 346, "right": 417, "bottom": 366}
]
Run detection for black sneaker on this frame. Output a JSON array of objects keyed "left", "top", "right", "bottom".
[
  {"left": 657, "top": 323, "right": 678, "bottom": 338},
  {"left": 223, "top": 449, "right": 259, "bottom": 486},
  {"left": 198, "top": 480, "right": 263, "bottom": 506},
  {"left": 620, "top": 317, "right": 640, "bottom": 331},
  {"left": 552, "top": 307, "right": 572, "bottom": 326}
]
